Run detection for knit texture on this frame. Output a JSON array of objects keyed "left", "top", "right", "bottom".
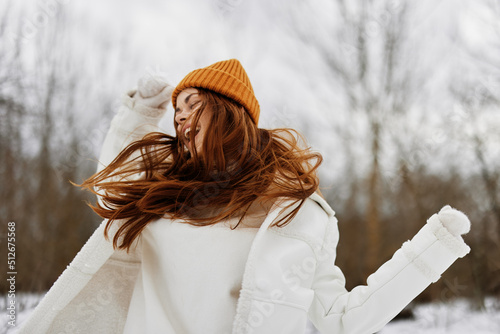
[{"left": 172, "top": 59, "right": 260, "bottom": 124}]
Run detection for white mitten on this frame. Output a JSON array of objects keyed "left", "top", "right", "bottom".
[
  {"left": 134, "top": 74, "right": 174, "bottom": 109},
  {"left": 437, "top": 205, "right": 471, "bottom": 237}
]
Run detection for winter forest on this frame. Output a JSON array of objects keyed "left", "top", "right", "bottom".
[{"left": 1, "top": 0, "right": 499, "bottom": 332}]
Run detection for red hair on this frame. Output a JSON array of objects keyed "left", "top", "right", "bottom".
[{"left": 81, "top": 89, "right": 322, "bottom": 250}]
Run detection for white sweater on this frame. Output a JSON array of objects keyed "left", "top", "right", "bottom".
[{"left": 123, "top": 219, "right": 258, "bottom": 333}]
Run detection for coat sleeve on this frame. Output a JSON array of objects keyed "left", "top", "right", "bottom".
[
  {"left": 307, "top": 209, "right": 470, "bottom": 334},
  {"left": 16, "top": 91, "right": 165, "bottom": 334},
  {"left": 97, "top": 90, "right": 168, "bottom": 174},
  {"left": 94, "top": 90, "right": 169, "bottom": 205}
]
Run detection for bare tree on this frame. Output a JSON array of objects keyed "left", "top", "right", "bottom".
[
  {"left": 287, "top": 0, "right": 429, "bottom": 277},
  {"left": 0, "top": 1, "right": 139, "bottom": 296}
]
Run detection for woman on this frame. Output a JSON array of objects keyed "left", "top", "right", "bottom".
[{"left": 18, "top": 59, "right": 471, "bottom": 334}]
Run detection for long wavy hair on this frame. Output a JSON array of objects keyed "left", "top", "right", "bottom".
[{"left": 80, "top": 89, "right": 323, "bottom": 250}]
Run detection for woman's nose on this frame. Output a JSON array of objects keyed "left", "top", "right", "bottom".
[{"left": 175, "top": 109, "right": 188, "bottom": 124}]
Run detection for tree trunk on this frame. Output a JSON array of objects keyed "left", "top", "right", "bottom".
[{"left": 365, "top": 120, "right": 381, "bottom": 276}]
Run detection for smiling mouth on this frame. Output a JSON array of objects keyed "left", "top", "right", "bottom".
[{"left": 184, "top": 127, "right": 201, "bottom": 144}]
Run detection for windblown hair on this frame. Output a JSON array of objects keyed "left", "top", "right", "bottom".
[{"left": 81, "top": 89, "right": 323, "bottom": 251}]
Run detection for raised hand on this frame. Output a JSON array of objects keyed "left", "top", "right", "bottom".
[
  {"left": 134, "top": 74, "right": 174, "bottom": 110},
  {"left": 437, "top": 205, "right": 471, "bottom": 237}
]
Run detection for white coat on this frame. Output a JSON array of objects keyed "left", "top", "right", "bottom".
[{"left": 16, "top": 92, "right": 470, "bottom": 334}]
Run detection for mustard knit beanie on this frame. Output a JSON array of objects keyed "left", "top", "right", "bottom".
[{"left": 172, "top": 59, "right": 260, "bottom": 124}]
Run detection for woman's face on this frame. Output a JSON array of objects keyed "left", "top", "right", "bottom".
[{"left": 175, "top": 88, "right": 210, "bottom": 155}]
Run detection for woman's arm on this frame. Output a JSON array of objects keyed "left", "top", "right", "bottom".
[
  {"left": 97, "top": 76, "right": 173, "bottom": 173},
  {"left": 308, "top": 206, "right": 470, "bottom": 334}
]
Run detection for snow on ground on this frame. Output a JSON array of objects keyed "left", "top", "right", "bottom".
[
  {"left": 380, "top": 298, "right": 500, "bottom": 334},
  {"left": 1, "top": 292, "right": 43, "bottom": 334},
  {"left": 2, "top": 294, "right": 499, "bottom": 333}
]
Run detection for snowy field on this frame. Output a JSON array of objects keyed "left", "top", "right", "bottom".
[
  {"left": 2, "top": 294, "right": 499, "bottom": 333},
  {"left": 379, "top": 298, "right": 500, "bottom": 334}
]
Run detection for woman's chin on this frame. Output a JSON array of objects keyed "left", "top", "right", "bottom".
[
  {"left": 185, "top": 143, "right": 202, "bottom": 158},
  {"left": 183, "top": 137, "right": 201, "bottom": 156}
]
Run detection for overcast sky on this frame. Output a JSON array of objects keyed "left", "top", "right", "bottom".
[{"left": 3, "top": 0, "right": 498, "bottom": 185}]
